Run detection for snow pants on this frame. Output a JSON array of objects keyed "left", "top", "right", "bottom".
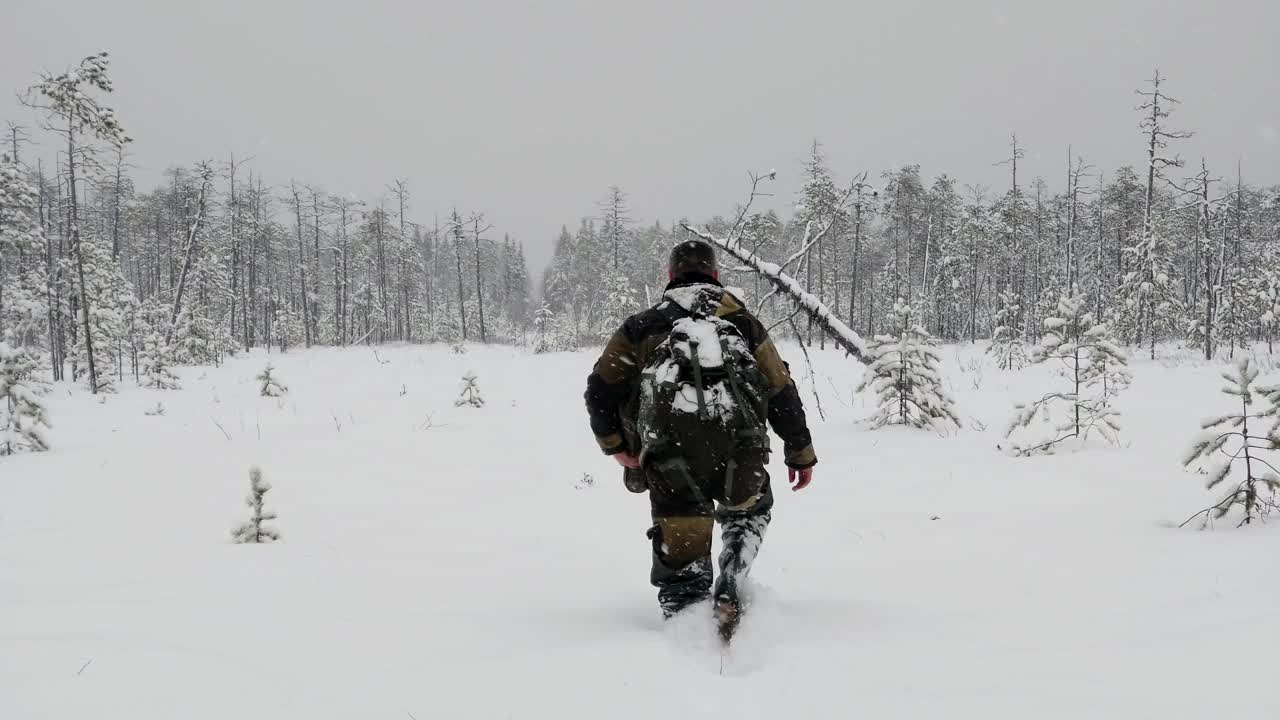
[{"left": 643, "top": 437, "right": 773, "bottom": 617}]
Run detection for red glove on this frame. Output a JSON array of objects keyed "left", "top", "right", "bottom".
[
  {"left": 613, "top": 452, "right": 641, "bottom": 469},
  {"left": 788, "top": 466, "right": 814, "bottom": 491}
]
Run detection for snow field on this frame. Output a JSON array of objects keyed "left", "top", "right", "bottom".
[{"left": 2, "top": 343, "right": 1278, "bottom": 719}]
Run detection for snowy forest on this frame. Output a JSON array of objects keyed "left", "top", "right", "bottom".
[{"left": 4, "top": 56, "right": 1279, "bottom": 396}]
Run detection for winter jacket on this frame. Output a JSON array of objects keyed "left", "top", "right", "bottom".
[{"left": 584, "top": 274, "right": 817, "bottom": 470}]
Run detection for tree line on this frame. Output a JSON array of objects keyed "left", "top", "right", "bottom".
[
  {"left": 4, "top": 56, "right": 1280, "bottom": 397},
  {"left": 1, "top": 54, "right": 532, "bottom": 394},
  {"left": 539, "top": 72, "right": 1280, "bottom": 362}
]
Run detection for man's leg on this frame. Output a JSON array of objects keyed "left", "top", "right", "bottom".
[
  {"left": 647, "top": 517, "right": 713, "bottom": 618},
  {"left": 646, "top": 457, "right": 716, "bottom": 618},
  {"left": 712, "top": 456, "right": 775, "bottom": 638}
]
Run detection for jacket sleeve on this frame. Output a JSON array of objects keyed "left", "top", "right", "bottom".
[
  {"left": 584, "top": 320, "right": 640, "bottom": 455},
  {"left": 738, "top": 314, "right": 817, "bottom": 469}
]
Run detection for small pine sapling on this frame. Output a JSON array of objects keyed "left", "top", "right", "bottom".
[
  {"left": 140, "top": 330, "right": 180, "bottom": 389},
  {"left": 1181, "top": 357, "right": 1280, "bottom": 528},
  {"left": 455, "top": 371, "right": 484, "bottom": 408},
  {"left": 451, "top": 342, "right": 468, "bottom": 355},
  {"left": 232, "top": 466, "right": 281, "bottom": 543},
  {"left": 257, "top": 363, "right": 288, "bottom": 397},
  {"left": 988, "top": 290, "right": 1027, "bottom": 370},
  {"left": 856, "top": 299, "right": 960, "bottom": 430},
  {"left": 1005, "top": 292, "right": 1131, "bottom": 455},
  {"left": 532, "top": 303, "right": 557, "bottom": 354},
  {"left": 0, "top": 338, "right": 51, "bottom": 455}
]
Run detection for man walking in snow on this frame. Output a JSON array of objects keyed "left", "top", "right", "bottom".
[{"left": 584, "top": 240, "right": 817, "bottom": 638}]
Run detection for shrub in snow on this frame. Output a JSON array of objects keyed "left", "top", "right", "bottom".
[
  {"left": 257, "top": 363, "right": 288, "bottom": 397},
  {"left": 1181, "top": 357, "right": 1280, "bottom": 528},
  {"left": 1004, "top": 292, "right": 1130, "bottom": 455},
  {"left": 0, "top": 338, "right": 51, "bottom": 455},
  {"left": 232, "top": 466, "right": 280, "bottom": 543},
  {"left": 988, "top": 290, "right": 1027, "bottom": 370},
  {"left": 455, "top": 372, "right": 484, "bottom": 407},
  {"left": 856, "top": 299, "right": 959, "bottom": 430},
  {"left": 451, "top": 342, "right": 468, "bottom": 355},
  {"left": 140, "top": 329, "right": 180, "bottom": 390},
  {"left": 143, "top": 402, "right": 166, "bottom": 417}
]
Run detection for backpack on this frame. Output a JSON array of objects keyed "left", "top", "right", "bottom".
[{"left": 635, "top": 297, "right": 770, "bottom": 474}]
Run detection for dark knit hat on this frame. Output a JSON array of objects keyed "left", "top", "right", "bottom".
[{"left": 668, "top": 240, "right": 717, "bottom": 277}]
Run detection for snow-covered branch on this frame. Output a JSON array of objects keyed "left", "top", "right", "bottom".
[{"left": 680, "top": 223, "right": 869, "bottom": 363}]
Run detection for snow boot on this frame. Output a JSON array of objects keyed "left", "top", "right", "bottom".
[{"left": 713, "top": 510, "right": 770, "bottom": 642}]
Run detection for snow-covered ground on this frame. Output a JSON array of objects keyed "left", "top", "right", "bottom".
[{"left": 3, "top": 343, "right": 1278, "bottom": 719}]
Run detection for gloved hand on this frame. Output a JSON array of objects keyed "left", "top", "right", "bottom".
[
  {"left": 788, "top": 466, "right": 813, "bottom": 491},
  {"left": 613, "top": 452, "right": 641, "bottom": 469}
]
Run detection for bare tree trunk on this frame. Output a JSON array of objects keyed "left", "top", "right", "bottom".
[
  {"left": 1095, "top": 171, "right": 1105, "bottom": 319},
  {"left": 290, "top": 183, "right": 312, "bottom": 348},
  {"left": 311, "top": 189, "right": 323, "bottom": 344},
  {"left": 452, "top": 210, "right": 468, "bottom": 341},
  {"left": 65, "top": 123, "right": 100, "bottom": 392},
  {"left": 850, "top": 199, "right": 863, "bottom": 326},
  {"left": 472, "top": 217, "right": 487, "bottom": 343},
  {"left": 165, "top": 167, "right": 212, "bottom": 344}
]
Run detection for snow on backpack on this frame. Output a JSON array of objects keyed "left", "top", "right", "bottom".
[{"left": 636, "top": 302, "right": 769, "bottom": 467}]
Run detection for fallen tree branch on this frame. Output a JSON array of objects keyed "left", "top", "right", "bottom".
[{"left": 681, "top": 223, "right": 870, "bottom": 364}]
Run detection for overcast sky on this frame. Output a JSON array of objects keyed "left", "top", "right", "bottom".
[{"left": 2, "top": 0, "right": 1276, "bottom": 271}]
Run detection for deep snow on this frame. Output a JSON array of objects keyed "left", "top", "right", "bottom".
[{"left": 2, "top": 342, "right": 1278, "bottom": 719}]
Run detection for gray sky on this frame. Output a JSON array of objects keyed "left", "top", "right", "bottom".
[{"left": 3, "top": 0, "right": 1276, "bottom": 272}]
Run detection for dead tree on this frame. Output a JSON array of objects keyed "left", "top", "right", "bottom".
[
  {"left": 471, "top": 214, "right": 493, "bottom": 343},
  {"left": 450, "top": 208, "right": 468, "bottom": 341},
  {"left": 288, "top": 182, "right": 313, "bottom": 348},
  {"left": 680, "top": 173, "right": 870, "bottom": 363},
  {"left": 166, "top": 163, "right": 214, "bottom": 344}
]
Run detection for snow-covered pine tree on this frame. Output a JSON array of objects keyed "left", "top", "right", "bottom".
[
  {"left": 532, "top": 302, "right": 557, "bottom": 354},
  {"left": 988, "top": 290, "right": 1027, "bottom": 370},
  {"left": 232, "top": 466, "right": 280, "bottom": 543},
  {"left": 598, "top": 273, "right": 638, "bottom": 339},
  {"left": 139, "top": 328, "right": 180, "bottom": 390},
  {"left": 856, "top": 299, "right": 959, "bottom": 430},
  {"left": 271, "top": 305, "right": 304, "bottom": 353},
  {"left": 455, "top": 371, "right": 484, "bottom": 407},
  {"left": 1182, "top": 357, "right": 1280, "bottom": 528},
  {"left": 257, "top": 363, "right": 287, "bottom": 397},
  {"left": 1004, "top": 291, "right": 1131, "bottom": 455},
  {"left": 0, "top": 155, "right": 50, "bottom": 347},
  {"left": 1254, "top": 264, "right": 1280, "bottom": 354},
  {"left": 0, "top": 337, "right": 51, "bottom": 455}
]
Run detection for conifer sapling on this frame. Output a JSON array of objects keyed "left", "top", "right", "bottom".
[
  {"left": 0, "top": 337, "right": 51, "bottom": 455},
  {"left": 1004, "top": 292, "right": 1130, "bottom": 455},
  {"left": 1181, "top": 357, "right": 1280, "bottom": 528},
  {"left": 988, "top": 290, "right": 1027, "bottom": 370},
  {"left": 257, "top": 363, "right": 288, "bottom": 397},
  {"left": 455, "top": 371, "right": 484, "bottom": 408},
  {"left": 140, "top": 329, "right": 180, "bottom": 390},
  {"left": 856, "top": 299, "right": 959, "bottom": 430},
  {"left": 232, "top": 466, "right": 280, "bottom": 543}
]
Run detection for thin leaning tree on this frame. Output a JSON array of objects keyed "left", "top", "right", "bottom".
[
  {"left": 681, "top": 171, "right": 871, "bottom": 363},
  {"left": 23, "top": 53, "right": 131, "bottom": 393}
]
